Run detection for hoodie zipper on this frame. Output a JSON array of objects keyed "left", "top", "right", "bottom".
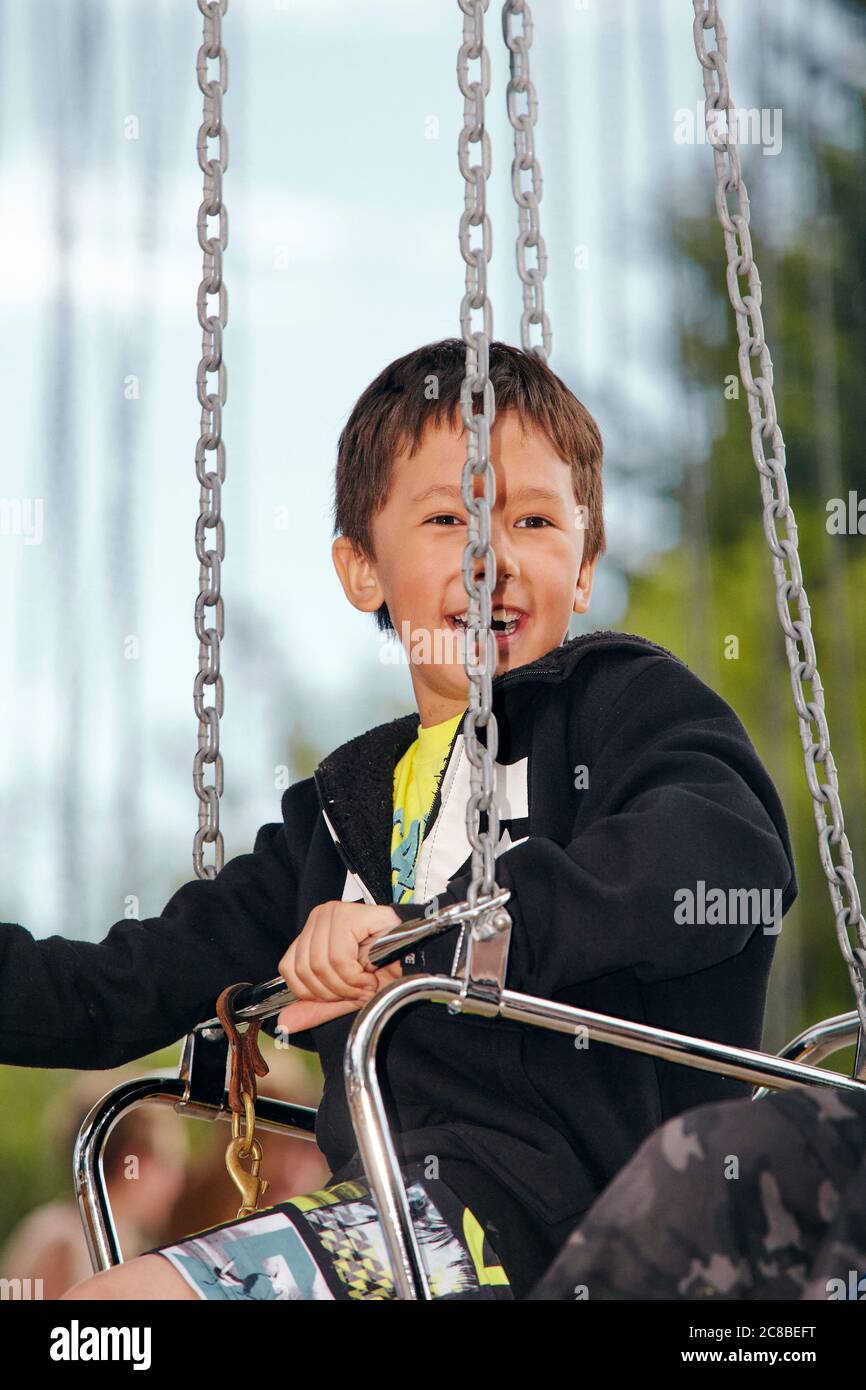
[{"left": 313, "top": 770, "right": 379, "bottom": 904}]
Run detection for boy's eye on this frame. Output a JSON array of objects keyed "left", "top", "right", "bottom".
[{"left": 425, "top": 513, "right": 554, "bottom": 528}]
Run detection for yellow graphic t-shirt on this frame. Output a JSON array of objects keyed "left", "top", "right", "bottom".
[{"left": 391, "top": 710, "right": 464, "bottom": 904}]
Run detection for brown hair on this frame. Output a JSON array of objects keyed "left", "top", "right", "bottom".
[{"left": 334, "top": 337, "right": 606, "bottom": 633}]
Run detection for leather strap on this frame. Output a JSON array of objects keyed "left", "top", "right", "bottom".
[{"left": 215, "top": 982, "right": 270, "bottom": 1115}]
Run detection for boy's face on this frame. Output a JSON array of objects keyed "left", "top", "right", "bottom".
[{"left": 333, "top": 410, "right": 597, "bottom": 726}]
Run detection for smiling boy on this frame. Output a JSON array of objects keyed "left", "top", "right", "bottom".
[
  {"left": 0, "top": 339, "right": 797, "bottom": 1301},
  {"left": 272, "top": 357, "right": 600, "bottom": 1037}
]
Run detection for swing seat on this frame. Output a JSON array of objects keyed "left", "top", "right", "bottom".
[
  {"left": 72, "top": 1017, "right": 320, "bottom": 1274},
  {"left": 72, "top": 934, "right": 864, "bottom": 1285}
]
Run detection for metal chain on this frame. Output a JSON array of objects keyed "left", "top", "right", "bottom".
[
  {"left": 502, "top": 0, "right": 551, "bottom": 359},
  {"left": 457, "top": 0, "right": 500, "bottom": 911},
  {"left": 193, "top": 0, "right": 229, "bottom": 879},
  {"left": 692, "top": 0, "right": 866, "bottom": 1044}
]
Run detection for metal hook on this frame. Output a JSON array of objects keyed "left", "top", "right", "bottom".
[{"left": 225, "top": 1134, "right": 269, "bottom": 1218}]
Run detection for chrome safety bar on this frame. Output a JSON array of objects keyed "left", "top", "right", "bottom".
[
  {"left": 73, "top": 1074, "right": 318, "bottom": 1272},
  {"left": 343, "top": 977, "right": 866, "bottom": 1300},
  {"left": 194, "top": 888, "right": 512, "bottom": 1032},
  {"left": 74, "top": 891, "right": 508, "bottom": 1271},
  {"left": 752, "top": 1010, "right": 861, "bottom": 1100},
  {"left": 74, "top": 894, "right": 865, "bottom": 1285}
]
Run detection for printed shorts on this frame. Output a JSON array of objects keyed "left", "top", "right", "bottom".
[{"left": 148, "top": 1160, "right": 514, "bottom": 1301}]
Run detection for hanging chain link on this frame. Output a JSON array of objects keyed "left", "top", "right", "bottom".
[
  {"left": 692, "top": 0, "right": 866, "bottom": 1045},
  {"left": 193, "top": 0, "right": 229, "bottom": 879},
  {"left": 457, "top": 0, "right": 500, "bottom": 911},
  {"left": 502, "top": 0, "right": 551, "bottom": 359}
]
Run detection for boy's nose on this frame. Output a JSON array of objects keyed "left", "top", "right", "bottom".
[{"left": 472, "top": 521, "right": 519, "bottom": 584}]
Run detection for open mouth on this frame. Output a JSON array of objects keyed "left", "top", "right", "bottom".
[{"left": 445, "top": 607, "right": 528, "bottom": 639}]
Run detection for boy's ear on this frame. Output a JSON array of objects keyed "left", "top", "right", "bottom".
[
  {"left": 573, "top": 555, "right": 598, "bottom": 616},
  {"left": 331, "top": 536, "right": 386, "bottom": 615}
]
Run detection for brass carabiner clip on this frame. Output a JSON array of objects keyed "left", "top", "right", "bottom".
[
  {"left": 224, "top": 1089, "right": 269, "bottom": 1218},
  {"left": 225, "top": 1133, "right": 270, "bottom": 1219}
]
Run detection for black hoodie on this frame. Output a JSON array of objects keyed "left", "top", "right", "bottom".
[{"left": 0, "top": 631, "right": 797, "bottom": 1295}]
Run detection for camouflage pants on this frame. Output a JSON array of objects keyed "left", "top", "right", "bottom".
[{"left": 528, "top": 1084, "right": 866, "bottom": 1301}]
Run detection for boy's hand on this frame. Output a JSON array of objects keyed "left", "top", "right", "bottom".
[{"left": 275, "top": 901, "right": 403, "bottom": 1036}]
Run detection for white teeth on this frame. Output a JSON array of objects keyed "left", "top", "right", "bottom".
[{"left": 449, "top": 609, "right": 523, "bottom": 632}]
